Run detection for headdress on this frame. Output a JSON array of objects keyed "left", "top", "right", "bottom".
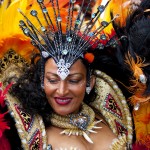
[{"left": 18, "top": 0, "right": 118, "bottom": 87}]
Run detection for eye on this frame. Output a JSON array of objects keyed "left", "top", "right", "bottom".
[
  {"left": 68, "top": 79, "right": 80, "bottom": 84},
  {"left": 47, "top": 79, "right": 59, "bottom": 84}
]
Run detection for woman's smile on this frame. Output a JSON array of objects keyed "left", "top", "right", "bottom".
[{"left": 54, "top": 97, "right": 72, "bottom": 105}]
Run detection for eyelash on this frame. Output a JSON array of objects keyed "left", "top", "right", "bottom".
[
  {"left": 69, "top": 80, "right": 80, "bottom": 84},
  {"left": 47, "top": 79, "right": 59, "bottom": 84},
  {"left": 47, "top": 79, "right": 80, "bottom": 84}
]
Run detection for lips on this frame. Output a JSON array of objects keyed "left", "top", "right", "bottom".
[{"left": 54, "top": 97, "right": 72, "bottom": 105}]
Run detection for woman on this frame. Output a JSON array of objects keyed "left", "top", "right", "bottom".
[{"left": 1, "top": 0, "right": 133, "bottom": 149}]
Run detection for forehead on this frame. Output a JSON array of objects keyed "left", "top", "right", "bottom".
[{"left": 45, "top": 58, "right": 87, "bottom": 74}]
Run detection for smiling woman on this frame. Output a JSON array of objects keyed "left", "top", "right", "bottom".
[
  {"left": 44, "top": 58, "right": 90, "bottom": 115},
  {"left": 0, "top": 0, "right": 134, "bottom": 149}
]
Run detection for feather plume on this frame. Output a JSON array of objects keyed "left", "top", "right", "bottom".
[
  {"left": 124, "top": 52, "right": 149, "bottom": 94},
  {"left": 124, "top": 40, "right": 150, "bottom": 149},
  {"left": 92, "top": 0, "right": 133, "bottom": 36},
  {"left": 133, "top": 102, "right": 150, "bottom": 149},
  {"left": 0, "top": 0, "right": 70, "bottom": 62}
]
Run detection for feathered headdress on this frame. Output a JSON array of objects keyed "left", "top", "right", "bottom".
[{"left": 18, "top": 0, "right": 120, "bottom": 82}]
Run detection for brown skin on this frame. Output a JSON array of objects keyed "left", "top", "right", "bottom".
[
  {"left": 44, "top": 58, "right": 116, "bottom": 149},
  {"left": 44, "top": 58, "right": 95, "bottom": 116}
]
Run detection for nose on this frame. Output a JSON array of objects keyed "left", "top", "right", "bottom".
[{"left": 56, "top": 81, "right": 69, "bottom": 96}]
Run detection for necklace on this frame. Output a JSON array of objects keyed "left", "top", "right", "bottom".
[{"left": 50, "top": 103, "right": 102, "bottom": 144}]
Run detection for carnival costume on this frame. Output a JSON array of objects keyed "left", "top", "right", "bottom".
[{"left": 0, "top": 0, "right": 143, "bottom": 149}]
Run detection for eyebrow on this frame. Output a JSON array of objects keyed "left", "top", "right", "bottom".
[{"left": 46, "top": 72, "right": 83, "bottom": 77}]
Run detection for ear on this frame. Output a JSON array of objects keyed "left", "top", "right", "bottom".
[{"left": 90, "top": 75, "right": 96, "bottom": 89}]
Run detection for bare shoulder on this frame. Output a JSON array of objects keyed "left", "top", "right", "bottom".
[{"left": 90, "top": 121, "right": 117, "bottom": 150}]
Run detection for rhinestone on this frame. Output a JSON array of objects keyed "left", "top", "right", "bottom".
[
  {"left": 98, "top": 5, "right": 105, "bottom": 13},
  {"left": 75, "top": 19, "right": 81, "bottom": 25},
  {"left": 41, "top": 26, "right": 46, "bottom": 32},
  {"left": 100, "top": 34, "right": 106, "bottom": 40},
  {"left": 109, "top": 39, "right": 115, "bottom": 45},
  {"left": 88, "top": 32, "right": 94, "bottom": 37},
  {"left": 91, "top": 13, "right": 96, "bottom": 19},
  {"left": 61, "top": 49, "right": 68, "bottom": 55},
  {"left": 128, "top": 135, "right": 133, "bottom": 140},
  {"left": 113, "top": 85, "right": 118, "bottom": 89},
  {"left": 57, "top": 16, "right": 62, "bottom": 22},
  {"left": 30, "top": 10, "right": 37, "bottom": 16},
  {"left": 19, "top": 20, "right": 25, "bottom": 26},
  {"left": 42, "top": 8, "right": 48, "bottom": 13},
  {"left": 111, "top": 43, "right": 117, "bottom": 48},
  {"left": 10, "top": 111, "right": 14, "bottom": 116},
  {"left": 122, "top": 100, "right": 126, "bottom": 104},
  {"left": 134, "top": 103, "right": 140, "bottom": 111},
  {"left": 22, "top": 139, "right": 27, "bottom": 144},
  {"left": 37, "top": 0, "right": 43, "bottom": 3},
  {"left": 67, "top": 37, "right": 72, "bottom": 42},
  {"left": 42, "top": 51, "right": 49, "bottom": 58},
  {"left": 139, "top": 74, "right": 147, "bottom": 84},
  {"left": 24, "top": 28, "right": 30, "bottom": 35},
  {"left": 86, "top": 87, "right": 91, "bottom": 94},
  {"left": 70, "top": 0, "right": 76, "bottom": 3},
  {"left": 98, "top": 43, "right": 104, "bottom": 49},
  {"left": 101, "top": 21, "right": 108, "bottom": 27},
  {"left": 47, "top": 144, "right": 52, "bottom": 150}
]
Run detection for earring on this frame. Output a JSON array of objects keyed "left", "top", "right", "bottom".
[
  {"left": 86, "top": 86, "right": 91, "bottom": 94},
  {"left": 86, "top": 67, "right": 92, "bottom": 94}
]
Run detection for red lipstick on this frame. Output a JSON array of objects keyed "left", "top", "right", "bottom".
[{"left": 54, "top": 97, "right": 72, "bottom": 105}]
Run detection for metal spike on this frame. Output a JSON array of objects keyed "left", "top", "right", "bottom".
[
  {"left": 83, "top": 132, "right": 93, "bottom": 144},
  {"left": 88, "top": 129, "right": 97, "bottom": 133}
]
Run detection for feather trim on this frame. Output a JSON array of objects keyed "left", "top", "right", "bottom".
[
  {"left": 0, "top": 82, "right": 12, "bottom": 150},
  {"left": 0, "top": 82, "right": 12, "bottom": 137},
  {"left": 124, "top": 51, "right": 150, "bottom": 149}
]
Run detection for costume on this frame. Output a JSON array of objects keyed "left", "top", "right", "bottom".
[
  {"left": 0, "top": 0, "right": 139, "bottom": 149},
  {"left": 4, "top": 69, "right": 132, "bottom": 149}
]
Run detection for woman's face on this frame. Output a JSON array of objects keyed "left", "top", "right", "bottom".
[{"left": 44, "top": 58, "right": 94, "bottom": 116}]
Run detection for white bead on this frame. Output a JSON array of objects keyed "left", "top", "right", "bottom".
[
  {"left": 18, "top": 129, "right": 23, "bottom": 133},
  {"left": 122, "top": 100, "right": 126, "bottom": 104},
  {"left": 127, "top": 117, "right": 131, "bottom": 121},
  {"left": 42, "top": 130, "right": 46, "bottom": 136},
  {"left": 128, "top": 135, "right": 133, "bottom": 139},
  {"left": 22, "top": 139, "right": 27, "bottom": 144}
]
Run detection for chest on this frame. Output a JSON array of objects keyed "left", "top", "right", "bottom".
[{"left": 46, "top": 126, "right": 112, "bottom": 150}]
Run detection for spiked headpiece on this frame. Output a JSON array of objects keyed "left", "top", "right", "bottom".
[{"left": 19, "top": 0, "right": 117, "bottom": 82}]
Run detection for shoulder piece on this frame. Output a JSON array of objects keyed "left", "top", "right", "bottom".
[
  {"left": 6, "top": 93, "right": 47, "bottom": 150},
  {"left": 90, "top": 70, "right": 133, "bottom": 147},
  {"left": 0, "top": 49, "right": 29, "bottom": 86},
  {"left": 109, "top": 135, "right": 127, "bottom": 150}
]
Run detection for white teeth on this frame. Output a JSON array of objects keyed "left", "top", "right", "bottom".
[{"left": 56, "top": 99, "right": 71, "bottom": 102}]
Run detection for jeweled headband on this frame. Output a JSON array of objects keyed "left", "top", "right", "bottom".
[{"left": 19, "top": 0, "right": 118, "bottom": 81}]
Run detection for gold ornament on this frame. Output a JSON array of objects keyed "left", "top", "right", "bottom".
[{"left": 50, "top": 103, "right": 102, "bottom": 144}]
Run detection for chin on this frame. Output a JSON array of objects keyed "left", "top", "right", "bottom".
[{"left": 54, "top": 109, "right": 72, "bottom": 116}]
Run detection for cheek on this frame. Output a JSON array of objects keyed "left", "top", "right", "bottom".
[
  {"left": 73, "top": 84, "right": 86, "bottom": 99},
  {"left": 43, "top": 84, "right": 53, "bottom": 99}
]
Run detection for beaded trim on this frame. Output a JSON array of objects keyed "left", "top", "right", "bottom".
[
  {"left": 50, "top": 103, "right": 102, "bottom": 144},
  {"left": 6, "top": 93, "right": 47, "bottom": 149},
  {"left": 90, "top": 70, "right": 133, "bottom": 145}
]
